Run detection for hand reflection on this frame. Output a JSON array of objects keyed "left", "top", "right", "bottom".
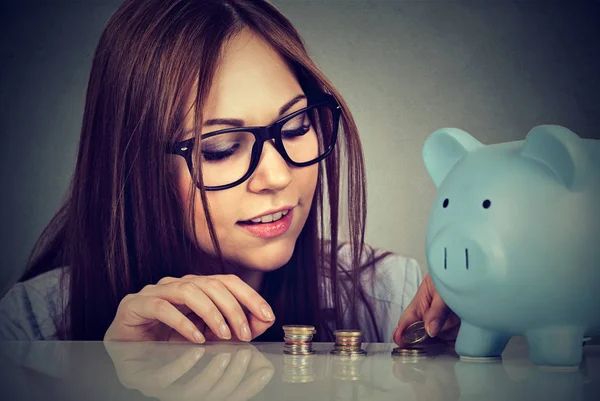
[{"left": 104, "top": 342, "right": 274, "bottom": 401}]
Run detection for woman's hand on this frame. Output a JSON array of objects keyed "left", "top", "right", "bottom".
[
  {"left": 104, "top": 274, "right": 276, "bottom": 343},
  {"left": 393, "top": 273, "right": 460, "bottom": 346}
]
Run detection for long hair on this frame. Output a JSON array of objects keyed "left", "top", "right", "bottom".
[{"left": 21, "top": 0, "right": 388, "bottom": 341}]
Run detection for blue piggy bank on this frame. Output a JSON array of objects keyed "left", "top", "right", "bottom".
[{"left": 422, "top": 125, "right": 600, "bottom": 368}]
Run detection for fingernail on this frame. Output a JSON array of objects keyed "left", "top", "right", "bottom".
[
  {"left": 219, "top": 322, "right": 231, "bottom": 339},
  {"left": 427, "top": 320, "right": 440, "bottom": 337},
  {"left": 194, "top": 330, "right": 205, "bottom": 344},
  {"left": 241, "top": 323, "right": 252, "bottom": 341},
  {"left": 261, "top": 304, "right": 275, "bottom": 321}
]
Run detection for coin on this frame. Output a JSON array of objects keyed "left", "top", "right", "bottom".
[
  {"left": 333, "top": 330, "right": 362, "bottom": 337},
  {"left": 392, "top": 347, "right": 427, "bottom": 356},
  {"left": 459, "top": 355, "right": 501, "bottom": 363},
  {"left": 401, "top": 321, "right": 428, "bottom": 345},
  {"left": 283, "top": 325, "right": 316, "bottom": 335},
  {"left": 331, "top": 348, "right": 367, "bottom": 356}
]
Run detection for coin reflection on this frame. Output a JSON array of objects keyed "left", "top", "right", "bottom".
[
  {"left": 104, "top": 342, "right": 274, "bottom": 401},
  {"left": 393, "top": 356, "right": 460, "bottom": 401},
  {"left": 282, "top": 354, "right": 316, "bottom": 383},
  {"left": 331, "top": 353, "right": 365, "bottom": 381}
]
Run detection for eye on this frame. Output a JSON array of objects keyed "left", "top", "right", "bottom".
[
  {"left": 482, "top": 199, "right": 491, "bottom": 209},
  {"left": 442, "top": 198, "right": 449, "bottom": 208},
  {"left": 282, "top": 112, "right": 311, "bottom": 139}
]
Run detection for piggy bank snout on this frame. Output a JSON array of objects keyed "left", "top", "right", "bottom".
[{"left": 428, "top": 228, "right": 501, "bottom": 290}]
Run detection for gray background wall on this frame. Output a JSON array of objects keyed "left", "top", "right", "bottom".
[{"left": 1, "top": 0, "right": 599, "bottom": 294}]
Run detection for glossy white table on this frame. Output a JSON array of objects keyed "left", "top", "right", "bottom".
[{"left": 0, "top": 337, "right": 598, "bottom": 401}]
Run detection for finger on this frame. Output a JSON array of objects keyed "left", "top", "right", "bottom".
[
  {"left": 156, "top": 276, "right": 178, "bottom": 285},
  {"left": 186, "top": 278, "right": 253, "bottom": 342},
  {"left": 247, "top": 313, "right": 276, "bottom": 340},
  {"left": 227, "top": 367, "right": 274, "bottom": 401},
  {"left": 144, "top": 282, "right": 232, "bottom": 341},
  {"left": 118, "top": 295, "right": 205, "bottom": 344},
  {"left": 423, "top": 292, "right": 453, "bottom": 337},
  {"left": 204, "top": 348, "right": 252, "bottom": 401},
  {"left": 393, "top": 301, "right": 421, "bottom": 346},
  {"left": 431, "top": 310, "right": 461, "bottom": 342},
  {"left": 186, "top": 277, "right": 266, "bottom": 342},
  {"left": 211, "top": 274, "right": 276, "bottom": 323},
  {"left": 140, "top": 282, "right": 192, "bottom": 317},
  {"left": 393, "top": 276, "right": 435, "bottom": 345},
  {"left": 180, "top": 352, "right": 232, "bottom": 399}
]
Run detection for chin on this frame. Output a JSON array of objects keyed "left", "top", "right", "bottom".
[{"left": 243, "top": 240, "right": 296, "bottom": 272}]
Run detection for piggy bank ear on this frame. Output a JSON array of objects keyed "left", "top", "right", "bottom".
[
  {"left": 422, "top": 128, "right": 483, "bottom": 187},
  {"left": 520, "top": 125, "right": 588, "bottom": 190}
]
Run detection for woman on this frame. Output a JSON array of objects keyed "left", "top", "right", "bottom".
[{"left": 0, "top": 0, "right": 458, "bottom": 344}]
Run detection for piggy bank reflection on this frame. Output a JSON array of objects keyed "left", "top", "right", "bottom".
[
  {"left": 453, "top": 359, "right": 590, "bottom": 401},
  {"left": 422, "top": 125, "right": 600, "bottom": 367}
]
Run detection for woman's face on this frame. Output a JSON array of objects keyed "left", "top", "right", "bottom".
[{"left": 175, "top": 29, "right": 319, "bottom": 272}]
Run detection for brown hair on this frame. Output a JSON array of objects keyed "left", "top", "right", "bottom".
[{"left": 22, "top": 0, "right": 389, "bottom": 341}]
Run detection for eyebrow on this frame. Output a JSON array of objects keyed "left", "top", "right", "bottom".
[{"left": 203, "top": 94, "right": 307, "bottom": 128}]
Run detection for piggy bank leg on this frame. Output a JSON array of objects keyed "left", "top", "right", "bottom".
[
  {"left": 455, "top": 322, "right": 510, "bottom": 361},
  {"left": 525, "top": 326, "right": 584, "bottom": 368}
]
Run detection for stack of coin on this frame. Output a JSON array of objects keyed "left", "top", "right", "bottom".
[
  {"left": 392, "top": 320, "right": 428, "bottom": 358},
  {"left": 282, "top": 354, "right": 316, "bottom": 383},
  {"left": 330, "top": 329, "right": 366, "bottom": 355},
  {"left": 283, "top": 325, "right": 316, "bottom": 355}
]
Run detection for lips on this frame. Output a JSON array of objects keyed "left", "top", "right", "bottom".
[
  {"left": 239, "top": 209, "right": 290, "bottom": 225},
  {"left": 243, "top": 206, "right": 295, "bottom": 223},
  {"left": 237, "top": 208, "right": 294, "bottom": 239}
]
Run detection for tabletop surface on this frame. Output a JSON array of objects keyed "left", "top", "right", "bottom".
[{"left": 0, "top": 337, "right": 598, "bottom": 401}]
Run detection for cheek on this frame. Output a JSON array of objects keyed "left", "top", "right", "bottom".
[
  {"left": 299, "top": 164, "right": 319, "bottom": 199},
  {"left": 191, "top": 187, "right": 248, "bottom": 255}
]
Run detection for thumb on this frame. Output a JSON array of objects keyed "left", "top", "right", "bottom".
[
  {"left": 248, "top": 313, "right": 275, "bottom": 340},
  {"left": 393, "top": 305, "right": 421, "bottom": 346},
  {"left": 423, "top": 292, "right": 451, "bottom": 338}
]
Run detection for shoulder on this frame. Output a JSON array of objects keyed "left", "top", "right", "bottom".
[{"left": 0, "top": 268, "right": 68, "bottom": 340}]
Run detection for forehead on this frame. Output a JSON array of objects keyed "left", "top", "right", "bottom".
[{"left": 203, "top": 30, "right": 303, "bottom": 124}]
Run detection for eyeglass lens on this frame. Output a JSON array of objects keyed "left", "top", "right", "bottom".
[{"left": 192, "top": 105, "right": 335, "bottom": 187}]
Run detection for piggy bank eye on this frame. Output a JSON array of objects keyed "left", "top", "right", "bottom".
[
  {"left": 442, "top": 198, "right": 449, "bottom": 208},
  {"left": 483, "top": 199, "right": 491, "bottom": 209}
]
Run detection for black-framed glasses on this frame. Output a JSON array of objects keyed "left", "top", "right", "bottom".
[{"left": 168, "top": 93, "right": 341, "bottom": 190}]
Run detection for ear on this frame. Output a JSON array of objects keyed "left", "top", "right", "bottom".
[
  {"left": 520, "top": 125, "right": 588, "bottom": 190},
  {"left": 422, "top": 128, "right": 483, "bottom": 187}
]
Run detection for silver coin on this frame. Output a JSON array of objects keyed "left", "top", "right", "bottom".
[
  {"left": 331, "top": 349, "right": 366, "bottom": 356},
  {"left": 459, "top": 355, "right": 501, "bottom": 363},
  {"left": 392, "top": 347, "right": 427, "bottom": 356},
  {"left": 401, "top": 321, "right": 428, "bottom": 345}
]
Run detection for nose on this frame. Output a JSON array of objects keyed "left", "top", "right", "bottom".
[
  {"left": 247, "top": 141, "right": 292, "bottom": 192},
  {"left": 428, "top": 227, "right": 505, "bottom": 290}
]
